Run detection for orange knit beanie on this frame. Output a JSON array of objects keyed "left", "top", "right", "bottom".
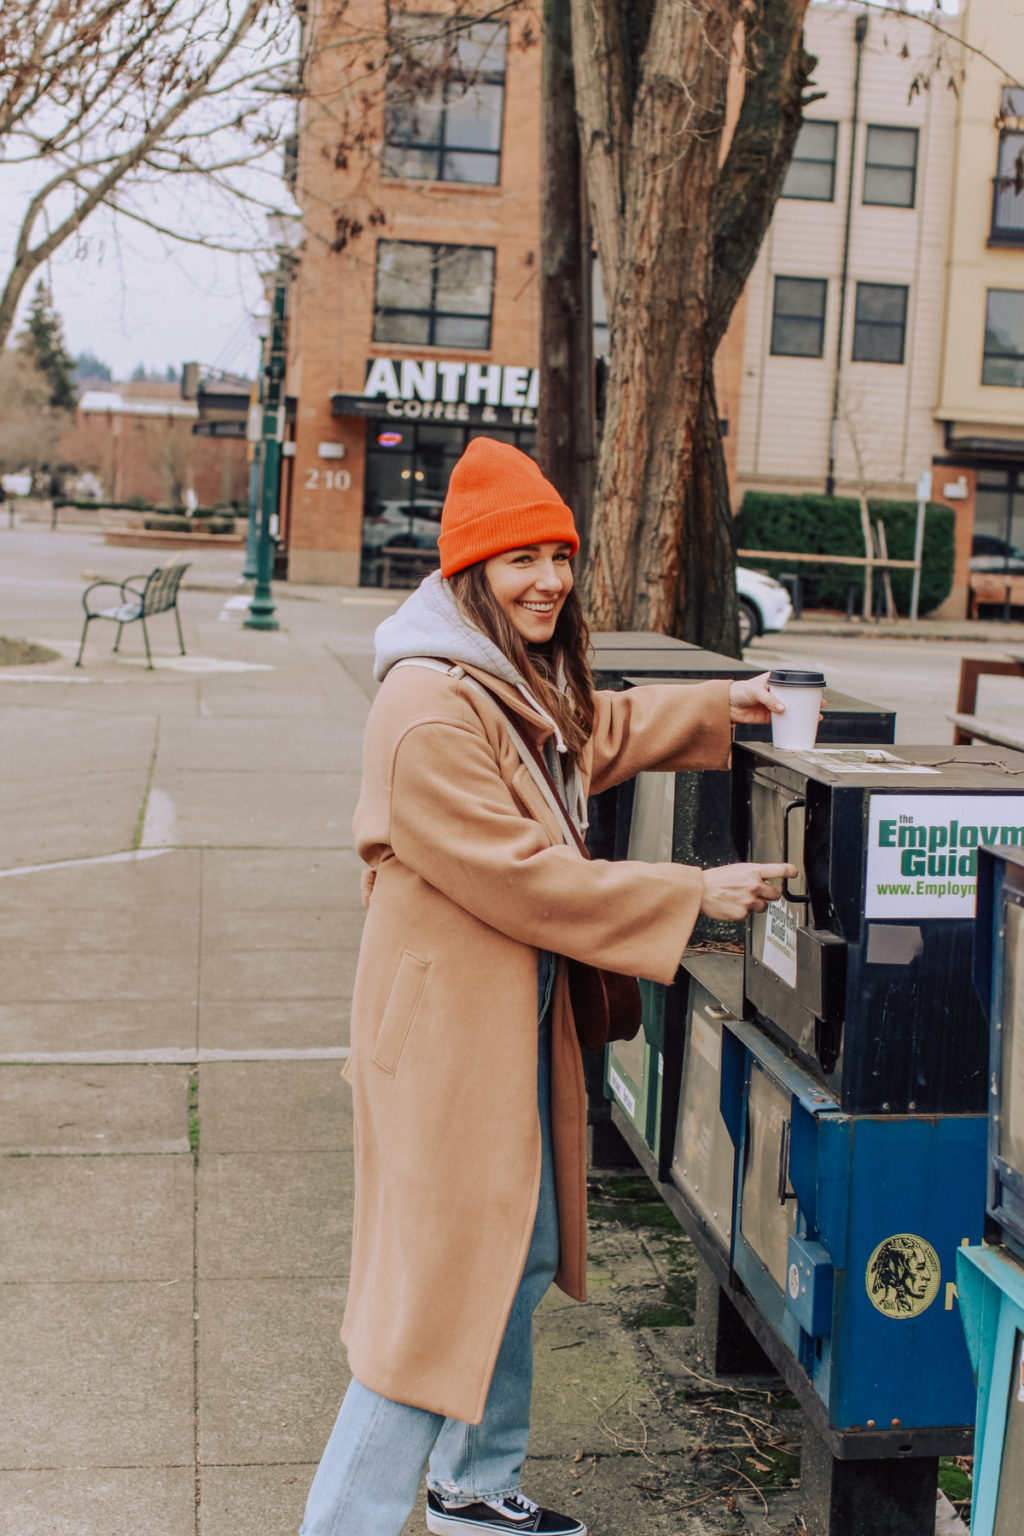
[{"left": 438, "top": 437, "right": 579, "bottom": 577}]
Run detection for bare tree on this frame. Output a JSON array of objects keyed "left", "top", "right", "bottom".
[
  {"left": 570, "top": 0, "right": 813, "bottom": 652},
  {"left": 0, "top": 0, "right": 299, "bottom": 353}
]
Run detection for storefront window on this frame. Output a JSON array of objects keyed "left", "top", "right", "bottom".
[
  {"left": 972, "top": 469, "right": 1024, "bottom": 572},
  {"left": 373, "top": 240, "right": 495, "bottom": 349},
  {"left": 362, "top": 420, "right": 536, "bottom": 579}
]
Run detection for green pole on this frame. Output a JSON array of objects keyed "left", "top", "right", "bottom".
[
  {"left": 245, "top": 257, "right": 289, "bottom": 631},
  {"left": 242, "top": 373, "right": 262, "bottom": 583}
]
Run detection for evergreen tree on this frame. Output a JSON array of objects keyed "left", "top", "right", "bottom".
[
  {"left": 19, "top": 283, "right": 77, "bottom": 410},
  {"left": 74, "top": 350, "right": 112, "bottom": 383}
]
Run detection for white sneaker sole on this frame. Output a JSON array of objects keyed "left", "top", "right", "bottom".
[{"left": 425, "top": 1509, "right": 586, "bottom": 1536}]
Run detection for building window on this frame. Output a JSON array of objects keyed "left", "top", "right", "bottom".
[
  {"left": 972, "top": 468, "right": 1024, "bottom": 571},
  {"left": 382, "top": 17, "right": 507, "bottom": 185},
  {"left": 770, "top": 276, "right": 827, "bottom": 358},
  {"left": 781, "top": 121, "right": 838, "bottom": 201},
  {"left": 373, "top": 240, "right": 495, "bottom": 349},
  {"left": 991, "top": 87, "right": 1024, "bottom": 246},
  {"left": 862, "top": 125, "right": 918, "bottom": 207},
  {"left": 851, "top": 283, "right": 908, "bottom": 364},
  {"left": 982, "top": 289, "right": 1024, "bottom": 386}
]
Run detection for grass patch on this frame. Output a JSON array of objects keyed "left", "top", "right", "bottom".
[
  {"left": 588, "top": 1175, "right": 683, "bottom": 1234},
  {"left": 132, "top": 789, "right": 149, "bottom": 851},
  {"left": 0, "top": 636, "right": 60, "bottom": 666},
  {"left": 939, "top": 1455, "right": 972, "bottom": 1511},
  {"left": 188, "top": 1071, "right": 199, "bottom": 1154},
  {"left": 590, "top": 1174, "right": 697, "bottom": 1325},
  {"left": 740, "top": 1442, "right": 800, "bottom": 1490},
  {"left": 628, "top": 1302, "right": 691, "bottom": 1329}
]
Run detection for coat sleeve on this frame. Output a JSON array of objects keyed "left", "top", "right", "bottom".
[
  {"left": 587, "top": 679, "right": 733, "bottom": 796},
  {"left": 384, "top": 715, "right": 704, "bottom": 986}
]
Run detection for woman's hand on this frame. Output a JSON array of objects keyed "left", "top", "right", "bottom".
[
  {"left": 699, "top": 862, "right": 798, "bottom": 921},
  {"left": 728, "top": 672, "right": 783, "bottom": 725}
]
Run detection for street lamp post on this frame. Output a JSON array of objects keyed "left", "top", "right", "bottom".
[
  {"left": 242, "top": 369, "right": 263, "bottom": 583},
  {"left": 244, "top": 257, "right": 289, "bottom": 632}
]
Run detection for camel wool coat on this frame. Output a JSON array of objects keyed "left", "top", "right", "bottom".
[{"left": 341, "top": 661, "right": 733, "bottom": 1424}]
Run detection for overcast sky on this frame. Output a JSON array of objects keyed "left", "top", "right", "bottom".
[{"left": 18, "top": 200, "right": 267, "bottom": 384}]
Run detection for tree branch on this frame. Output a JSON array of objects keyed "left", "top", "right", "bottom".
[
  {"left": 857, "top": 0, "right": 1024, "bottom": 89},
  {"left": 0, "top": 0, "right": 287, "bottom": 350}
]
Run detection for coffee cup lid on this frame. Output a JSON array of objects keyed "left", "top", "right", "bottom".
[{"left": 768, "top": 668, "right": 826, "bottom": 687}]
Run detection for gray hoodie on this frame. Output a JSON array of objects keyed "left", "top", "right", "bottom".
[{"left": 373, "top": 571, "right": 585, "bottom": 829}]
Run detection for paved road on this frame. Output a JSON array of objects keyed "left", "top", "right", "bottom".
[{"left": 749, "top": 628, "right": 1024, "bottom": 745}]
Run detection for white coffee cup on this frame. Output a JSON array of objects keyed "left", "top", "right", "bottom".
[{"left": 767, "top": 668, "right": 826, "bottom": 750}]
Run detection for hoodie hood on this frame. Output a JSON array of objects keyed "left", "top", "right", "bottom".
[
  {"left": 373, "top": 572, "right": 586, "bottom": 828},
  {"left": 373, "top": 570, "right": 524, "bottom": 690}
]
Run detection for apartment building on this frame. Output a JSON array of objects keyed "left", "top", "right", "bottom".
[
  {"left": 285, "top": 1, "right": 542, "bottom": 585},
  {"left": 734, "top": 5, "right": 959, "bottom": 503},
  {"left": 934, "top": 0, "right": 1024, "bottom": 615}
]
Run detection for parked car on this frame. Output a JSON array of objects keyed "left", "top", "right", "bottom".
[
  {"left": 362, "top": 498, "right": 444, "bottom": 550},
  {"left": 970, "top": 534, "right": 1024, "bottom": 573},
  {"left": 737, "top": 566, "right": 793, "bottom": 647}
]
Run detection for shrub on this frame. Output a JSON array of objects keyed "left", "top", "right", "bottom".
[
  {"left": 143, "top": 514, "right": 235, "bottom": 534},
  {"left": 736, "top": 492, "right": 955, "bottom": 615}
]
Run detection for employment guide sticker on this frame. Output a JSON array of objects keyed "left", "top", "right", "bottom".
[
  {"left": 865, "top": 793, "right": 1024, "bottom": 919},
  {"left": 762, "top": 897, "right": 798, "bottom": 986}
]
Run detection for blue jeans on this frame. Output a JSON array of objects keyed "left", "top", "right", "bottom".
[{"left": 301, "top": 1014, "right": 559, "bottom": 1536}]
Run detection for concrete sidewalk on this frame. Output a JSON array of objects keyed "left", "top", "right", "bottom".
[{"left": 0, "top": 525, "right": 961, "bottom": 1536}]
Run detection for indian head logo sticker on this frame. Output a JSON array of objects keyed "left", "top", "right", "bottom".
[{"left": 865, "top": 1234, "right": 941, "bottom": 1318}]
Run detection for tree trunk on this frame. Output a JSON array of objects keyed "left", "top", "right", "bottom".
[
  {"left": 575, "top": 0, "right": 737, "bottom": 641},
  {"left": 538, "top": 0, "right": 595, "bottom": 557},
  {"left": 570, "top": 0, "right": 813, "bottom": 649}
]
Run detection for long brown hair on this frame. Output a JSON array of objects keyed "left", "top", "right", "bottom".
[{"left": 448, "top": 562, "right": 595, "bottom": 764}]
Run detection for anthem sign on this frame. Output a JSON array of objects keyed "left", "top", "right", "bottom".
[{"left": 331, "top": 357, "right": 539, "bottom": 426}]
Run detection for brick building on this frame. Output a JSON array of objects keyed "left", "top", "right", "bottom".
[
  {"left": 58, "top": 380, "right": 249, "bottom": 508},
  {"left": 285, "top": 1, "right": 543, "bottom": 585}
]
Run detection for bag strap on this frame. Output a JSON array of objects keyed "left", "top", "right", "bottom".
[
  {"left": 478, "top": 687, "right": 590, "bottom": 861},
  {"left": 391, "top": 657, "right": 587, "bottom": 861}
]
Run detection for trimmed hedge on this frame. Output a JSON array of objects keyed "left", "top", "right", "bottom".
[
  {"left": 143, "top": 514, "right": 236, "bottom": 534},
  {"left": 736, "top": 492, "right": 956, "bottom": 615},
  {"left": 54, "top": 499, "right": 231, "bottom": 515}
]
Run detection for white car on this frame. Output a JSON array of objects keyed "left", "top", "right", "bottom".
[
  {"left": 736, "top": 567, "right": 793, "bottom": 647},
  {"left": 362, "top": 499, "right": 444, "bottom": 550}
]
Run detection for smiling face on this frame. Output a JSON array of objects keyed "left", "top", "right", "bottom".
[{"left": 483, "top": 542, "right": 575, "bottom": 643}]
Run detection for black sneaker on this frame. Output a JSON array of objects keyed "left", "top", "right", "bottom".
[{"left": 426, "top": 1487, "right": 587, "bottom": 1535}]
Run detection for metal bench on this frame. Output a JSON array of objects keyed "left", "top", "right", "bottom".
[{"left": 76, "top": 563, "right": 190, "bottom": 669}]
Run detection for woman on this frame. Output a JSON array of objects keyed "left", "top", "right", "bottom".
[{"left": 302, "top": 438, "right": 794, "bottom": 1536}]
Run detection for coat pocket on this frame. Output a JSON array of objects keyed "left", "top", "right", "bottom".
[{"left": 372, "top": 951, "right": 431, "bottom": 1076}]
